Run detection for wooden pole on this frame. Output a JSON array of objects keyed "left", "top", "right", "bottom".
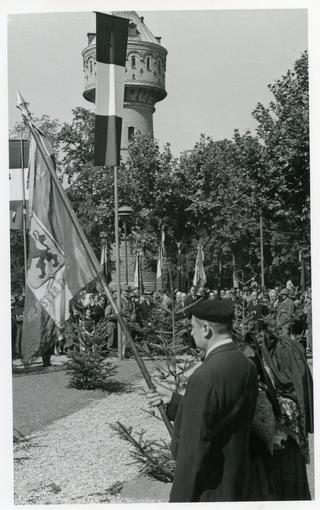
[
  {"left": 25, "top": 120, "right": 173, "bottom": 437},
  {"left": 124, "top": 220, "right": 128, "bottom": 285},
  {"left": 114, "top": 166, "right": 123, "bottom": 360},
  {"left": 20, "top": 129, "right": 28, "bottom": 286},
  {"left": 259, "top": 213, "right": 265, "bottom": 288}
]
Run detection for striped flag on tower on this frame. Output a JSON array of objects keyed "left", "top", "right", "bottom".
[{"left": 94, "top": 12, "right": 129, "bottom": 166}]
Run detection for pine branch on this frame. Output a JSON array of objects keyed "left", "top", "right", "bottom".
[{"left": 110, "top": 421, "right": 175, "bottom": 483}]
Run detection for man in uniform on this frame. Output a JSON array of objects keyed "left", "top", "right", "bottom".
[{"left": 146, "top": 299, "right": 258, "bottom": 502}]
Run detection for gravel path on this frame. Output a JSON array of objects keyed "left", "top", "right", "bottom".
[
  {"left": 14, "top": 381, "right": 170, "bottom": 505},
  {"left": 13, "top": 358, "right": 314, "bottom": 503},
  {"left": 12, "top": 357, "right": 160, "bottom": 437}
]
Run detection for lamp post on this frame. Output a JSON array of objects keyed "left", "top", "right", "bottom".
[{"left": 118, "top": 205, "right": 133, "bottom": 286}]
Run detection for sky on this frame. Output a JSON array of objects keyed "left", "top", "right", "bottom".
[{"left": 7, "top": 8, "right": 308, "bottom": 156}]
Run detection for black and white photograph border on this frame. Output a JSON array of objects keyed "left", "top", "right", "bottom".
[{"left": 1, "top": 0, "right": 320, "bottom": 509}]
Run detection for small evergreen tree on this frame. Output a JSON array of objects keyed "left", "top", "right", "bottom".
[{"left": 67, "top": 319, "right": 116, "bottom": 390}]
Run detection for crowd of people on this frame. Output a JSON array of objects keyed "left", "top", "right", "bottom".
[
  {"left": 11, "top": 277, "right": 312, "bottom": 364},
  {"left": 11, "top": 277, "right": 313, "bottom": 501}
]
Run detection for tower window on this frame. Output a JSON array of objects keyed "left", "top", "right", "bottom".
[
  {"left": 89, "top": 60, "right": 93, "bottom": 73},
  {"left": 132, "top": 74, "right": 136, "bottom": 80},
  {"left": 128, "top": 126, "right": 135, "bottom": 140},
  {"left": 147, "top": 57, "right": 151, "bottom": 70},
  {"left": 158, "top": 61, "right": 161, "bottom": 73},
  {"left": 131, "top": 55, "right": 136, "bottom": 68}
]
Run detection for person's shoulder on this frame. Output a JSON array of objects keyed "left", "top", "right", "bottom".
[{"left": 205, "top": 345, "right": 252, "bottom": 374}]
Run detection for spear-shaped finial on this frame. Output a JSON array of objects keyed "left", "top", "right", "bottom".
[{"left": 16, "top": 90, "right": 31, "bottom": 120}]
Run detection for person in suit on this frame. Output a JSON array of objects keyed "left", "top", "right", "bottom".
[
  {"left": 146, "top": 299, "right": 258, "bottom": 502},
  {"left": 138, "top": 292, "right": 154, "bottom": 325},
  {"left": 184, "top": 286, "right": 198, "bottom": 315}
]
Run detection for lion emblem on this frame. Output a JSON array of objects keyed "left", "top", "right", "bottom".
[{"left": 27, "top": 216, "right": 64, "bottom": 289}]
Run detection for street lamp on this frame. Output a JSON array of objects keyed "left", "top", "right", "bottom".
[{"left": 118, "top": 205, "right": 134, "bottom": 285}]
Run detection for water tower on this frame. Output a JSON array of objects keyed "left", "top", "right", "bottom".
[{"left": 82, "top": 11, "right": 167, "bottom": 156}]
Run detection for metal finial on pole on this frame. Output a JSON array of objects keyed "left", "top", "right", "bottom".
[{"left": 16, "top": 90, "right": 32, "bottom": 120}]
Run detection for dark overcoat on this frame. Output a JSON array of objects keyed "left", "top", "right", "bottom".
[{"left": 166, "top": 342, "right": 258, "bottom": 502}]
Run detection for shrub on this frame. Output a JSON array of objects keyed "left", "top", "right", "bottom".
[{"left": 67, "top": 319, "right": 116, "bottom": 390}]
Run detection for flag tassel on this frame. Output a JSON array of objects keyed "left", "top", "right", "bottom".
[{"left": 22, "top": 114, "right": 173, "bottom": 437}]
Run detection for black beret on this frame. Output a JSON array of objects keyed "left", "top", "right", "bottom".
[{"left": 191, "top": 299, "right": 234, "bottom": 323}]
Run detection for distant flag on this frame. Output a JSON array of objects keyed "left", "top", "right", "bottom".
[
  {"left": 21, "top": 126, "right": 97, "bottom": 363},
  {"left": 193, "top": 243, "right": 206, "bottom": 287},
  {"left": 134, "top": 250, "right": 144, "bottom": 296},
  {"left": 232, "top": 254, "right": 239, "bottom": 289},
  {"left": 299, "top": 250, "right": 306, "bottom": 293},
  {"left": 156, "top": 227, "right": 166, "bottom": 292},
  {"left": 9, "top": 139, "right": 29, "bottom": 230},
  {"left": 100, "top": 236, "right": 112, "bottom": 284},
  {"left": 94, "top": 12, "right": 129, "bottom": 166}
]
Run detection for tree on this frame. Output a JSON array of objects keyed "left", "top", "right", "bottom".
[
  {"left": 10, "top": 51, "right": 308, "bottom": 292},
  {"left": 58, "top": 107, "right": 95, "bottom": 182},
  {"left": 252, "top": 50, "right": 309, "bottom": 283},
  {"left": 10, "top": 114, "right": 62, "bottom": 154},
  {"left": 172, "top": 132, "right": 264, "bottom": 287}
]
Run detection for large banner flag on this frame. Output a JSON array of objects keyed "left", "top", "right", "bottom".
[
  {"left": 9, "top": 139, "right": 29, "bottom": 230},
  {"left": 21, "top": 127, "right": 97, "bottom": 363},
  {"left": 133, "top": 250, "right": 144, "bottom": 296},
  {"left": 193, "top": 243, "right": 207, "bottom": 287},
  {"left": 95, "top": 12, "right": 129, "bottom": 166}
]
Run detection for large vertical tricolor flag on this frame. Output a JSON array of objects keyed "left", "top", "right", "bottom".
[
  {"left": 94, "top": 12, "right": 129, "bottom": 166},
  {"left": 193, "top": 243, "right": 207, "bottom": 287},
  {"left": 21, "top": 127, "right": 97, "bottom": 363}
]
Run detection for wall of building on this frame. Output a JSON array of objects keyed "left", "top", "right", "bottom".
[
  {"left": 121, "top": 103, "right": 154, "bottom": 152},
  {"left": 111, "top": 239, "right": 156, "bottom": 292}
]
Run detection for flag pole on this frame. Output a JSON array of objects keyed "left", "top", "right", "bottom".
[
  {"left": 114, "top": 165, "right": 123, "bottom": 360},
  {"left": 20, "top": 112, "right": 173, "bottom": 437},
  {"left": 259, "top": 213, "right": 265, "bottom": 287},
  {"left": 19, "top": 125, "right": 28, "bottom": 285}
]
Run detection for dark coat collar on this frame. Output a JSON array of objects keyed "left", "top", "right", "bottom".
[{"left": 204, "top": 341, "right": 237, "bottom": 363}]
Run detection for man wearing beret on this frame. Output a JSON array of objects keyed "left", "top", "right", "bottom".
[{"left": 146, "top": 299, "right": 258, "bottom": 502}]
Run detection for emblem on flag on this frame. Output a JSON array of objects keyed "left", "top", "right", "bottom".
[{"left": 28, "top": 214, "right": 64, "bottom": 289}]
